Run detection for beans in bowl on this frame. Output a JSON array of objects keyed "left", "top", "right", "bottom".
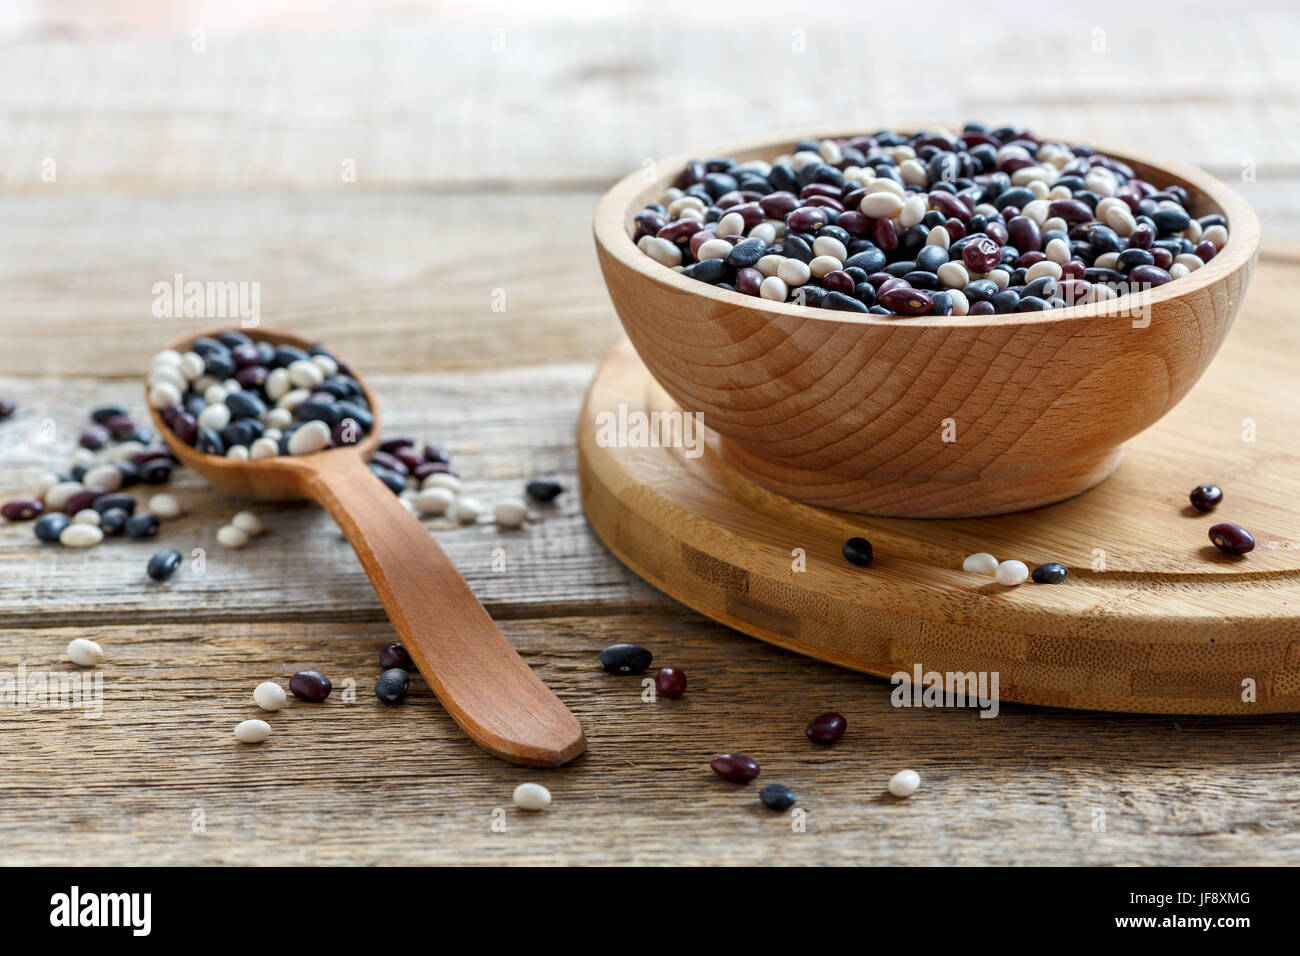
[
  {"left": 147, "top": 332, "right": 374, "bottom": 459},
  {"left": 633, "top": 124, "right": 1228, "bottom": 317}
]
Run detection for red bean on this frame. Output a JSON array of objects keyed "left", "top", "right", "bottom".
[
  {"left": 944, "top": 218, "right": 966, "bottom": 242},
  {"left": 802, "top": 195, "right": 844, "bottom": 212},
  {"left": 1151, "top": 247, "right": 1174, "bottom": 269},
  {"left": 873, "top": 218, "right": 899, "bottom": 252},
  {"left": 962, "top": 236, "right": 1001, "bottom": 273},
  {"left": 2, "top": 499, "right": 44, "bottom": 521},
  {"left": 1195, "top": 240, "right": 1217, "bottom": 262},
  {"left": 1128, "top": 223, "right": 1155, "bottom": 250},
  {"left": 879, "top": 287, "right": 934, "bottom": 316},
  {"left": 1018, "top": 250, "right": 1046, "bottom": 268},
  {"left": 877, "top": 277, "right": 909, "bottom": 296},
  {"left": 710, "top": 753, "right": 760, "bottom": 783},
  {"left": 786, "top": 206, "right": 828, "bottom": 233},
  {"left": 822, "top": 270, "right": 855, "bottom": 295},
  {"left": 836, "top": 211, "right": 870, "bottom": 237},
  {"left": 729, "top": 202, "right": 765, "bottom": 229},
  {"left": 63, "top": 490, "right": 99, "bottom": 515},
  {"left": 968, "top": 300, "right": 995, "bottom": 315},
  {"left": 759, "top": 191, "right": 799, "bottom": 219},
  {"left": 805, "top": 712, "right": 847, "bottom": 744},
  {"left": 1129, "top": 265, "right": 1172, "bottom": 287},
  {"left": 654, "top": 666, "right": 687, "bottom": 698},
  {"left": 985, "top": 221, "right": 1009, "bottom": 246},
  {"left": 1048, "top": 200, "right": 1093, "bottom": 224},
  {"left": 1209, "top": 522, "right": 1255, "bottom": 556},
  {"left": 1061, "top": 259, "right": 1086, "bottom": 280},
  {"left": 928, "top": 191, "right": 969, "bottom": 220},
  {"left": 1007, "top": 216, "right": 1040, "bottom": 253},
  {"left": 657, "top": 219, "right": 706, "bottom": 244},
  {"left": 800, "top": 183, "right": 842, "bottom": 201},
  {"left": 290, "top": 670, "right": 332, "bottom": 701}
]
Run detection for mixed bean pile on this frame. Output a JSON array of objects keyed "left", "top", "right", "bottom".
[
  {"left": 148, "top": 332, "right": 374, "bottom": 460},
  {"left": 634, "top": 124, "right": 1228, "bottom": 316}
]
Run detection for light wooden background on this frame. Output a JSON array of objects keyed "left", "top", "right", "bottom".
[{"left": 2, "top": 0, "right": 1299, "bottom": 865}]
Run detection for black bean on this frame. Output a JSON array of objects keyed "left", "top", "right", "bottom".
[
  {"left": 147, "top": 548, "right": 183, "bottom": 581},
  {"left": 216, "top": 331, "right": 253, "bottom": 348},
  {"left": 296, "top": 400, "right": 342, "bottom": 426},
  {"left": 1189, "top": 484, "right": 1222, "bottom": 512},
  {"left": 726, "top": 238, "right": 767, "bottom": 268},
  {"left": 525, "top": 478, "right": 563, "bottom": 503},
  {"left": 781, "top": 235, "right": 814, "bottom": 263},
  {"left": 842, "top": 536, "right": 874, "bottom": 567},
  {"left": 993, "top": 186, "right": 1035, "bottom": 211},
  {"left": 1118, "top": 248, "right": 1155, "bottom": 270},
  {"left": 914, "top": 246, "right": 949, "bottom": 273},
  {"left": 139, "top": 459, "right": 173, "bottom": 484},
  {"left": 125, "top": 513, "right": 160, "bottom": 538},
  {"left": 1031, "top": 562, "right": 1068, "bottom": 584},
  {"left": 368, "top": 465, "right": 406, "bottom": 495},
  {"left": 1152, "top": 208, "right": 1191, "bottom": 235},
  {"left": 374, "top": 668, "right": 411, "bottom": 704},
  {"left": 91, "top": 404, "right": 129, "bottom": 424},
  {"left": 1023, "top": 277, "right": 1057, "bottom": 299},
  {"left": 92, "top": 493, "right": 136, "bottom": 515},
  {"left": 336, "top": 401, "right": 374, "bottom": 432},
  {"left": 930, "top": 291, "right": 954, "bottom": 316},
  {"left": 100, "top": 508, "right": 129, "bottom": 536},
  {"left": 683, "top": 259, "right": 728, "bottom": 284},
  {"left": 1016, "top": 295, "right": 1049, "bottom": 312},
  {"left": 992, "top": 289, "right": 1021, "bottom": 314},
  {"left": 224, "top": 391, "right": 266, "bottom": 419},
  {"left": 823, "top": 291, "right": 870, "bottom": 313},
  {"left": 34, "top": 513, "right": 69, "bottom": 542},
  {"left": 963, "top": 280, "right": 999, "bottom": 303},
  {"left": 599, "top": 642, "right": 652, "bottom": 675},
  {"left": 760, "top": 784, "right": 798, "bottom": 811},
  {"left": 845, "top": 248, "right": 886, "bottom": 273},
  {"left": 904, "top": 270, "right": 940, "bottom": 290}
]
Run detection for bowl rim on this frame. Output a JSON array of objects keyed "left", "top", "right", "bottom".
[{"left": 593, "top": 126, "right": 1262, "bottom": 328}]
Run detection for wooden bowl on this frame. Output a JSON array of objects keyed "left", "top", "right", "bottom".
[{"left": 593, "top": 129, "right": 1261, "bottom": 517}]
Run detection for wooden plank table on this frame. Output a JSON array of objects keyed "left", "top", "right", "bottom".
[{"left": 2, "top": 4, "right": 1300, "bottom": 865}]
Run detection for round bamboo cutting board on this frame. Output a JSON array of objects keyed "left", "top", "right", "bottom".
[{"left": 578, "top": 250, "right": 1300, "bottom": 715}]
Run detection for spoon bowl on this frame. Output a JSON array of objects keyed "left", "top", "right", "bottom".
[{"left": 147, "top": 326, "right": 586, "bottom": 767}]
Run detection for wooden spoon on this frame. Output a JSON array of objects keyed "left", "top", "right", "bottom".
[{"left": 146, "top": 327, "right": 586, "bottom": 767}]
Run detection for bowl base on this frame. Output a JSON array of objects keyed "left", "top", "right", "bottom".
[{"left": 719, "top": 439, "right": 1125, "bottom": 518}]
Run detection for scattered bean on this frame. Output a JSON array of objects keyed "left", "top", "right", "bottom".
[
  {"left": 888, "top": 769, "right": 921, "bottom": 798},
  {"left": 654, "top": 666, "right": 687, "bottom": 698},
  {"left": 841, "top": 536, "right": 874, "bottom": 567},
  {"left": 72, "top": 508, "right": 101, "bottom": 525},
  {"left": 147, "top": 548, "right": 183, "bottom": 581},
  {"left": 710, "top": 753, "right": 761, "bottom": 783},
  {"left": 148, "top": 493, "right": 182, "bottom": 519},
  {"left": 805, "top": 711, "right": 847, "bottom": 744},
  {"left": 60, "top": 523, "right": 104, "bottom": 548},
  {"left": 34, "top": 512, "right": 70, "bottom": 542},
  {"left": 374, "top": 668, "right": 411, "bottom": 704},
  {"left": 995, "top": 560, "right": 1029, "bottom": 586},
  {"left": 1031, "top": 562, "right": 1068, "bottom": 584},
  {"left": 2, "top": 498, "right": 44, "bottom": 521},
  {"left": 231, "top": 510, "right": 262, "bottom": 536},
  {"left": 1189, "top": 484, "right": 1222, "bottom": 512},
  {"left": 234, "top": 719, "right": 271, "bottom": 744},
  {"left": 760, "top": 784, "right": 798, "bottom": 811},
  {"left": 379, "top": 641, "right": 413, "bottom": 670},
  {"left": 67, "top": 638, "right": 104, "bottom": 666},
  {"left": 599, "top": 642, "right": 652, "bottom": 675},
  {"left": 454, "top": 497, "right": 483, "bottom": 524},
  {"left": 513, "top": 783, "right": 552, "bottom": 811},
  {"left": 1209, "top": 522, "right": 1255, "bottom": 556},
  {"left": 216, "top": 524, "right": 248, "bottom": 548},
  {"left": 253, "top": 681, "right": 287, "bottom": 711},
  {"left": 289, "top": 670, "right": 332, "bottom": 701},
  {"left": 493, "top": 499, "right": 528, "bottom": 529},
  {"left": 961, "top": 552, "right": 998, "bottom": 575},
  {"left": 125, "top": 513, "right": 160, "bottom": 539}
]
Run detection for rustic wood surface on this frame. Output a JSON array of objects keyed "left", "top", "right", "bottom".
[{"left": 2, "top": 2, "right": 1299, "bottom": 865}]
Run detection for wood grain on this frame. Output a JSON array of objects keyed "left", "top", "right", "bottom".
[
  {"left": 3, "top": 614, "right": 1299, "bottom": 866},
  {"left": 579, "top": 257, "right": 1300, "bottom": 714},
  {"left": 140, "top": 327, "right": 584, "bottom": 767},
  {"left": 0, "top": 365, "right": 663, "bottom": 624}
]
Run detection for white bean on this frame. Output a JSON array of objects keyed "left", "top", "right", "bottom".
[
  {"left": 44, "top": 481, "right": 85, "bottom": 511},
  {"left": 250, "top": 437, "right": 279, "bottom": 459},
  {"left": 253, "top": 682, "right": 286, "bottom": 711},
  {"left": 180, "top": 351, "right": 206, "bottom": 381},
  {"left": 231, "top": 511, "right": 263, "bottom": 536},
  {"left": 962, "top": 552, "right": 998, "bottom": 575},
  {"left": 493, "top": 499, "right": 528, "bottom": 529},
  {"left": 416, "top": 487, "right": 455, "bottom": 516},
  {"left": 776, "top": 258, "right": 811, "bottom": 287},
  {"left": 759, "top": 275, "right": 788, "bottom": 302},
  {"left": 276, "top": 388, "right": 311, "bottom": 412},
  {"left": 150, "top": 493, "right": 183, "bottom": 519},
  {"left": 67, "top": 638, "right": 104, "bottom": 666},
  {"left": 421, "top": 473, "right": 461, "bottom": 494},
  {"left": 715, "top": 212, "right": 745, "bottom": 238},
  {"left": 72, "top": 509, "right": 100, "bottom": 526},
  {"left": 695, "top": 238, "right": 732, "bottom": 261},
  {"left": 197, "top": 403, "right": 231, "bottom": 432},
  {"left": 148, "top": 382, "right": 182, "bottom": 409},
  {"left": 995, "top": 560, "right": 1029, "bottom": 586},
  {"left": 287, "top": 360, "right": 324, "bottom": 390},
  {"left": 264, "top": 367, "right": 292, "bottom": 401},
  {"left": 60, "top": 523, "right": 103, "bottom": 548},
  {"left": 454, "top": 497, "right": 483, "bottom": 524},
  {"left": 513, "top": 782, "right": 551, "bottom": 811},
  {"left": 216, "top": 524, "right": 249, "bottom": 549},
  {"left": 888, "top": 769, "right": 921, "bottom": 798},
  {"left": 82, "top": 464, "right": 123, "bottom": 493},
  {"left": 234, "top": 719, "right": 271, "bottom": 744},
  {"left": 637, "top": 235, "right": 682, "bottom": 267},
  {"left": 287, "top": 420, "right": 330, "bottom": 455}
]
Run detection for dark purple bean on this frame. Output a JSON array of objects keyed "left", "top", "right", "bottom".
[
  {"left": 91, "top": 404, "right": 128, "bottom": 424},
  {"left": 654, "top": 666, "right": 687, "bottom": 699},
  {"left": 736, "top": 267, "right": 763, "bottom": 296},
  {"left": 786, "top": 206, "right": 828, "bottom": 233},
  {"left": 657, "top": 219, "right": 706, "bottom": 245},
  {"left": 758, "top": 191, "right": 799, "bottom": 219},
  {"left": 879, "top": 287, "right": 934, "bottom": 316},
  {"left": 1190, "top": 484, "right": 1222, "bottom": 512},
  {"left": 379, "top": 641, "right": 414, "bottom": 670},
  {"left": 1006, "top": 216, "right": 1040, "bottom": 252},
  {"left": 710, "top": 753, "right": 760, "bottom": 783},
  {"left": 1048, "top": 199, "right": 1093, "bottom": 224},
  {"left": 2, "top": 498, "right": 44, "bottom": 521},
  {"left": 1129, "top": 265, "right": 1173, "bottom": 287},
  {"left": 80, "top": 426, "right": 109, "bottom": 450},
  {"left": 1209, "top": 522, "right": 1254, "bottom": 556},
  {"left": 1195, "top": 240, "right": 1217, "bottom": 263},
  {"left": 62, "top": 490, "right": 99, "bottom": 515},
  {"left": 290, "top": 670, "right": 332, "bottom": 701},
  {"left": 378, "top": 436, "right": 414, "bottom": 453},
  {"left": 805, "top": 712, "right": 847, "bottom": 744},
  {"left": 370, "top": 450, "right": 408, "bottom": 476},
  {"left": 423, "top": 442, "right": 451, "bottom": 464},
  {"left": 822, "top": 270, "right": 855, "bottom": 295},
  {"left": 962, "top": 236, "right": 1001, "bottom": 273}
]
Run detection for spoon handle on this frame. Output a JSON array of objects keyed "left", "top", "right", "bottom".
[{"left": 305, "top": 454, "right": 586, "bottom": 767}]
